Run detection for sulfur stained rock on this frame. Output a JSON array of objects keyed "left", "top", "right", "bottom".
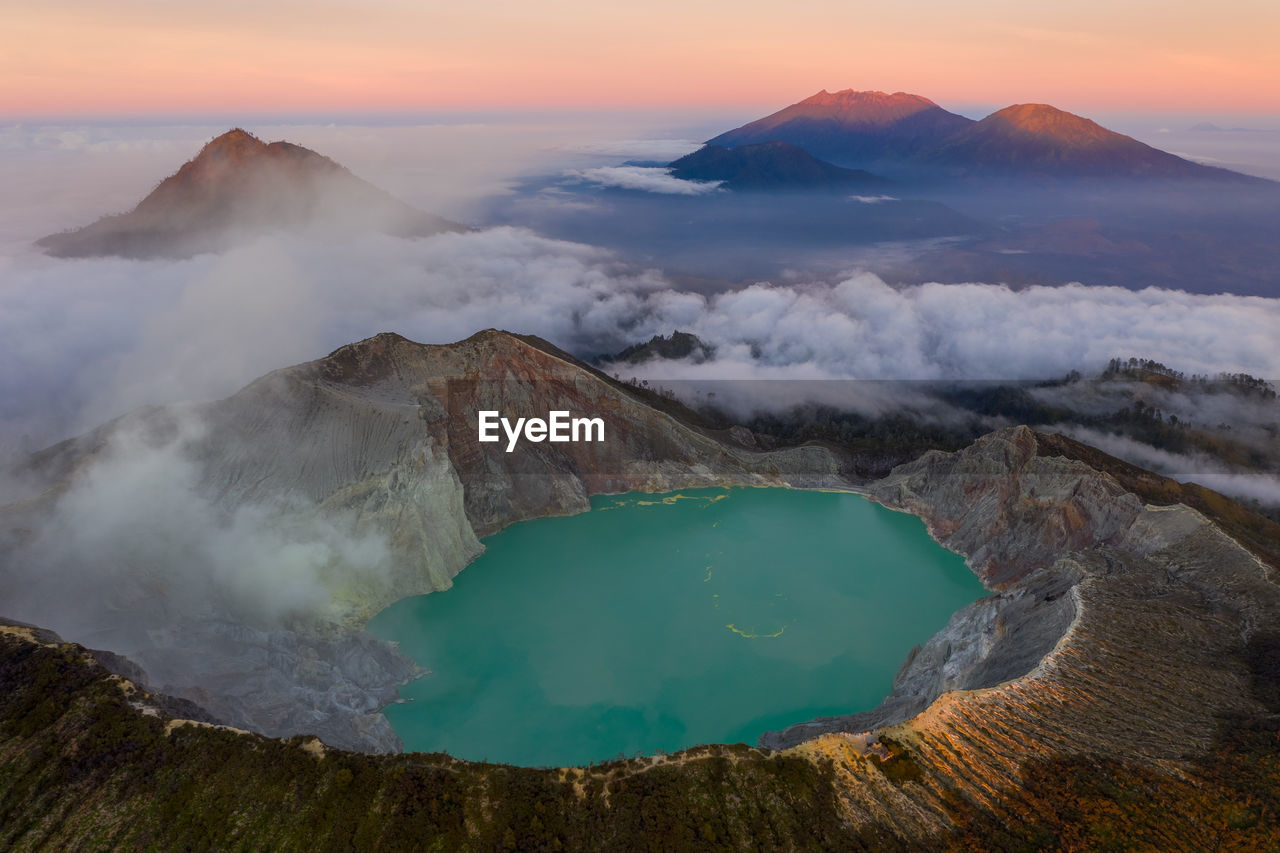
[{"left": 763, "top": 425, "right": 1280, "bottom": 844}]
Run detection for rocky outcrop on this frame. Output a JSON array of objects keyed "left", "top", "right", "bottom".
[
  {"left": 192, "top": 329, "right": 839, "bottom": 564},
  {"left": 869, "top": 426, "right": 1145, "bottom": 587},
  {"left": 760, "top": 425, "right": 1280, "bottom": 842},
  {"left": 599, "top": 330, "right": 714, "bottom": 366}
]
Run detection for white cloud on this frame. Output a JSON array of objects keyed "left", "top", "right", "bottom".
[
  {"left": 568, "top": 166, "right": 723, "bottom": 195},
  {"left": 2, "top": 416, "right": 393, "bottom": 642},
  {"left": 1056, "top": 426, "right": 1280, "bottom": 507},
  {"left": 1, "top": 120, "right": 1276, "bottom": 461},
  {"left": 0, "top": 228, "right": 672, "bottom": 450},
  {"left": 11, "top": 117, "right": 1276, "bottom": 747},
  {"left": 609, "top": 275, "right": 1280, "bottom": 385},
  {"left": 3, "top": 233, "right": 1278, "bottom": 457}
]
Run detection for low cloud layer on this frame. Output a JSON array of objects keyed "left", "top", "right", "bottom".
[
  {"left": 0, "top": 118, "right": 717, "bottom": 250},
  {"left": 13, "top": 229, "right": 1269, "bottom": 650},
  {"left": 3, "top": 230, "right": 1279, "bottom": 456},
  {"left": 561, "top": 138, "right": 703, "bottom": 161},
  {"left": 609, "top": 275, "right": 1280, "bottom": 384},
  {"left": 1058, "top": 426, "right": 1280, "bottom": 508},
  {"left": 568, "top": 166, "right": 723, "bottom": 195}
]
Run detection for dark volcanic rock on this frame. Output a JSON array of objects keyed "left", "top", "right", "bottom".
[
  {"left": 668, "top": 142, "right": 890, "bottom": 191},
  {"left": 1, "top": 622, "right": 223, "bottom": 727},
  {"left": 136, "top": 621, "right": 418, "bottom": 752},
  {"left": 602, "top": 330, "right": 715, "bottom": 365}
]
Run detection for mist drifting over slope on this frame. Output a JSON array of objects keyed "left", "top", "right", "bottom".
[{"left": 3, "top": 415, "right": 393, "bottom": 635}]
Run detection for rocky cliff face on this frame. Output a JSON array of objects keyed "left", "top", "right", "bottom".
[
  {"left": 760, "top": 426, "right": 1280, "bottom": 840},
  {"left": 192, "top": 329, "right": 839, "bottom": 565},
  {"left": 2, "top": 330, "right": 840, "bottom": 751}
]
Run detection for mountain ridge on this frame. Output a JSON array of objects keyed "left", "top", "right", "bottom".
[
  {"left": 921, "top": 102, "right": 1255, "bottom": 179},
  {"left": 708, "top": 89, "right": 973, "bottom": 167},
  {"left": 668, "top": 141, "right": 890, "bottom": 191},
  {"left": 709, "top": 90, "right": 1267, "bottom": 182}
]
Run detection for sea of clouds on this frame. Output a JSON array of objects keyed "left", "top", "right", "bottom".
[
  {"left": 569, "top": 165, "right": 723, "bottom": 194},
  {"left": 4, "top": 227, "right": 1278, "bottom": 454}
]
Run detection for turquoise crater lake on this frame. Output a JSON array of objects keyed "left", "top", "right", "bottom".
[{"left": 368, "top": 488, "right": 985, "bottom": 767}]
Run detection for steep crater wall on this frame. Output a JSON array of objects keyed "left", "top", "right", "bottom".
[{"left": 762, "top": 425, "right": 1280, "bottom": 770}]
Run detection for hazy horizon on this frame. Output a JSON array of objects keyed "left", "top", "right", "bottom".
[
  {"left": 4, "top": 106, "right": 1280, "bottom": 253},
  {"left": 6, "top": 1, "right": 1279, "bottom": 115}
]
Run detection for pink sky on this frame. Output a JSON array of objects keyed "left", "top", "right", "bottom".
[{"left": 5, "top": 1, "right": 1279, "bottom": 117}]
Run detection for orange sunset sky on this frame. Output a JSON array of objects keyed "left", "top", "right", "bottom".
[{"left": 4, "top": 0, "right": 1279, "bottom": 117}]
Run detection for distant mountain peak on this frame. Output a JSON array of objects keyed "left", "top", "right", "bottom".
[
  {"left": 983, "top": 104, "right": 1114, "bottom": 145},
  {"left": 37, "top": 128, "right": 461, "bottom": 258},
  {"left": 205, "top": 127, "right": 260, "bottom": 147},
  {"left": 146, "top": 129, "right": 337, "bottom": 205},
  {"left": 188, "top": 128, "right": 271, "bottom": 165},
  {"left": 601, "top": 331, "right": 715, "bottom": 366},
  {"left": 710, "top": 89, "right": 1262, "bottom": 182},
  {"left": 707, "top": 88, "right": 973, "bottom": 167},
  {"left": 923, "top": 103, "right": 1252, "bottom": 179},
  {"left": 797, "top": 89, "right": 941, "bottom": 113}
]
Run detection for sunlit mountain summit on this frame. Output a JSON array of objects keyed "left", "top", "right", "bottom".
[{"left": 37, "top": 128, "right": 462, "bottom": 259}]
